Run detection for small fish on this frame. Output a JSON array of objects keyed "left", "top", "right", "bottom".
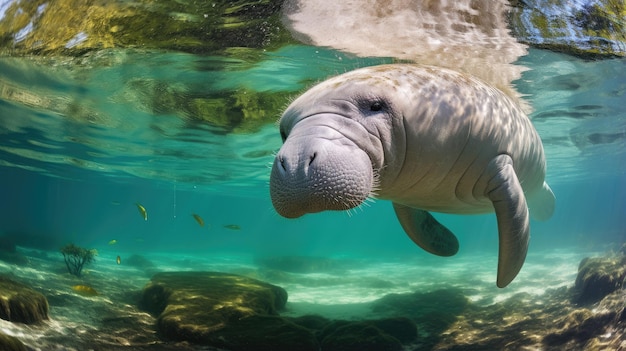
[
  {"left": 110, "top": 201, "right": 121, "bottom": 206},
  {"left": 72, "top": 285, "right": 98, "bottom": 296},
  {"left": 192, "top": 213, "right": 204, "bottom": 227},
  {"left": 223, "top": 224, "right": 241, "bottom": 230},
  {"left": 136, "top": 203, "right": 148, "bottom": 221},
  {"left": 108, "top": 239, "right": 117, "bottom": 245},
  {"left": 116, "top": 255, "right": 121, "bottom": 265}
]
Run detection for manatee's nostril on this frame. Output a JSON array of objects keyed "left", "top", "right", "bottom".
[
  {"left": 278, "top": 156, "right": 286, "bottom": 171},
  {"left": 308, "top": 152, "right": 317, "bottom": 166}
]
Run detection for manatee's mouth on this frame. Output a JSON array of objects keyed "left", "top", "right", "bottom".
[{"left": 269, "top": 133, "right": 374, "bottom": 218}]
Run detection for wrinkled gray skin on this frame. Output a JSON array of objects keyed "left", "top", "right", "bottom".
[{"left": 270, "top": 64, "right": 555, "bottom": 288}]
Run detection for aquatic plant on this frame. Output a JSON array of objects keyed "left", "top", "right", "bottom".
[{"left": 60, "top": 243, "right": 96, "bottom": 277}]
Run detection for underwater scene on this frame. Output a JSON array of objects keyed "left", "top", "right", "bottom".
[{"left": 0, "top": 0, "right": 625, "bottom": 350}]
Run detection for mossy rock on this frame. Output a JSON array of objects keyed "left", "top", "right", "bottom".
[
  {"left": 0, "top": 276, "right": 49, "bottom": 324},
  {"left": 289, "top": 314, "right": 331, "bottom": 331},
  {"left": 319, "top": 317, "right": 418, "bottom": 345},
  {"left": 139, "top": 271, "right": 318, "bottom": 350},
  {"left": 371, "top": 288, "right": 468, "bottom": 336},
  {"left": 0, "top": 0, "right": 295, "bottom": 57},
  {"left": 543, "top": 307, "right": 618, "bottom": 346},
  {"left": 0, "top": 332, "right": 27, "bottom": 351},
  {"left": 508, "top": 0, "right": 625, "bottom": 58},
  {"left": 573, "top": 255, "right": 626, "bottom": 304},
  {"left": 122, "top": 78, "right": 292, "bottom": 133},
  {"left": 319, "top": 321, "right": 405, "bottom": 351},
  {"left": 186, "top": 88, "right": 293, "bottom": 133},
  {"left": 196, "top": 315, "right": 319, "bottom": 351}
]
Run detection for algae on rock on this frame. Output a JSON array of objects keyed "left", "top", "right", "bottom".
[
  {"left": 139, "top": 271, "right": 319, "bottom": 351},
  {"left": 0, "top": 332, "right": 27, "bottom": 351},
  {"left": 0, "top": 276, "right": 49, "bottom": 324},
  {"left": 508, "top": 0, "right": 626, "bottom": 58},
  {"left": 0, "top": 0, "right": 293, "bottom": 57}
]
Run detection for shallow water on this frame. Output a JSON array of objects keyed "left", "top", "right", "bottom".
[{"left": 0, "top": 2, "right": 625, "bottom": 350}]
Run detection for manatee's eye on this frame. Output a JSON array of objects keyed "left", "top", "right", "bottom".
[
  {"left": 370, "top": 101, "right": 383, "bottom": 112},
  {"left": 358, "top": 97, "right": 388, "bottom": 115}
]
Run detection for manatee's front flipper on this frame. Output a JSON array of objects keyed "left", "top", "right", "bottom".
[
  {"left": 482, "top": 154, "right": 530, "bottom": 288},
  {"left": 392, "top": 203, "right": 459, "bottom": 257}
]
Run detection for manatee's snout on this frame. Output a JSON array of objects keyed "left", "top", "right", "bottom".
[{"left": 270, "top": 132, "right": 373, "bottom": 218}]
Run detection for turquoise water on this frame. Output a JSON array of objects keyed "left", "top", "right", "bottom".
[
  {"left": 0, "top": 24, "right": 625, "bottom": 351},
  {"left": 0, "top": 47, "right": 624, "bottom": 256}
]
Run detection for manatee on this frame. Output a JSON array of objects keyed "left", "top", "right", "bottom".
[{"left": 270, "top": 64, "right": 555, "bottom": 288}]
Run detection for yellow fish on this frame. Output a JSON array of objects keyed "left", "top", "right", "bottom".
[
  {"left": 116, "top": 255, "right": 121, "bottom": 265},
  {"left": 136, "top": 203, "right": 148, "bottom": 221},
  {"left": 72, "top": 285, "right": 98, "bottom": 297},
  {"left": 223, "top": 224, "right": 241, "bottom": 230},
  {"left": 192, "top": 213, "right": 204, "bottom": 227},
  {"left": 108, "top": 239, "right": 117, "bottom": 245}
]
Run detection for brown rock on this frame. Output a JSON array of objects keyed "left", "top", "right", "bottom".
[
  {"left": 0, "top": 331, "right": 27, "bottom": 351},
  {"left": 574, "top": 255, "right": 626, "bottom": 304},
  {"left": 0, "top": 276, "right": 49, "bottom": 324},
  {"left": 139, "top": 271, "right": 318, "bottom": 351}
]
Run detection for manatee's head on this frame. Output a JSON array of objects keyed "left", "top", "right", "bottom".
[
  {"left": 270, "top": 65, "right": 407, "bottom": 218},
  {"left": 270, "top": 124, "right": 374, "bottom": 218}
]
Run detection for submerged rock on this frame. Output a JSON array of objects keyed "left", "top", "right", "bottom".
[
  {"left": 138, "top": 272, "right": 421, "bottom": 350},
  {"left": 184, "top": 88, "right": 293, "bottom": 132},
  {"left": 366, "top": 271, "right": 626, "bottom": 351},
  {"left": 0, "top": 331, "right": 27, "bottom": 351},
  {"left": 371, "top": 288, "right": 469, "bottom": 338},
  {"left": 139, "top": 271, "right": 318, "bottom": 351},
  {"left": 0, "top": 276, "right": 49, "bottom": 324},
  {"left": 508, "top": 0, "right": 626, "bottom": 58},
  {"left": 0, "top": 0, "right": 292, "bottom": 56},
  {"left": 573, "top": 254, "right": 626, "bottom": 304},
  {"left": 318, "top": 318, "right": 418, "bottom": 351},
  {"left": 320, "top": 321, "right": 404, "bottom": 351}
]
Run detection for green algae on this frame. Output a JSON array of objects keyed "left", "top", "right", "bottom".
[
  {"left": 509, "top": 0, "right": 626, "bottom": 58},
  {"left": 0, "top": 0, "right": 295, "bottom": 57}
]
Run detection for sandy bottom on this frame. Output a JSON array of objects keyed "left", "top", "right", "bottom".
[{"left": 0, "top": 245, "right": 616, "bottom": 350}]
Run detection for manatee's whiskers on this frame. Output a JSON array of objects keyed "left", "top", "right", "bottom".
[
  {"left": 363, "top": 196, "right": 376, "bottom": 205},
  {"left": 369, "top": 167, "right": 382, "bottom": 198}
]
